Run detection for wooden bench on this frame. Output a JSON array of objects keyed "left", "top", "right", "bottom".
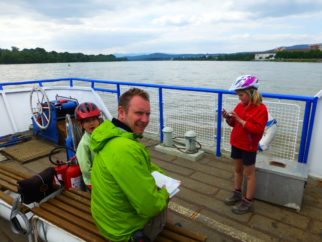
[{"left": 0, "top": 165, "right": 207, "bottom": 241}]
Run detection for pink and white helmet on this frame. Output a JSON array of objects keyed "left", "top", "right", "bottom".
[{"left": 229, "top": 75, "right": 259, "bottom": 91}]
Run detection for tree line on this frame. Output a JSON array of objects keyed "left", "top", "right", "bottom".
[
  {"left": 1, "top": 46, "right": 321, "bottom": 63},
  {"left": 0, "top": 47, "right": 127, "bottom": 64},
  {"left": 174, "top": 50, "right": 322, "bottom": 61},
  {"left": 174, "top": 53, "right": 255, "bottom": 61},
  {"left": 275, "top": 49, "right": 322, "bottom": 60}
]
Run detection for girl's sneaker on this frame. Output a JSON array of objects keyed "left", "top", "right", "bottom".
[
  {"left": 224, "top": 190, "right": 242, "bottom": 205},
  {"left": 232, "top": 198, "right": 254, "bottom": 214}
]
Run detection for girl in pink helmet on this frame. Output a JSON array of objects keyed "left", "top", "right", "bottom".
[{"left": 222, "top": 75, "right": 268, "bottom": 214}]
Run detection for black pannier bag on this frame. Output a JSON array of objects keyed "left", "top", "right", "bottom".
[
  {"left": 10, "top": 167, "right": 63, "bottom": 236},
  {"left": 17, "top": 167, "right": 60, "bottom": 204}
]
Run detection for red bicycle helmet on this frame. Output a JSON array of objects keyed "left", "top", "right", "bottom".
[{"left": 75, "top": 102, "right": 101, "bottom": 121}]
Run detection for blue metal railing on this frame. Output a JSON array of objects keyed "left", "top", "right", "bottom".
[{"left": 0, "top": 77, "right": 317, "bottom": 163}]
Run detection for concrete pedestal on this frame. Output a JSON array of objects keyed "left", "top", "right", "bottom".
[
  {"left": 155, "top": 144, "right": 205, "bottom": 162},
  {"left": 254, "top": 155, "right": 308, "bottom": 211}
]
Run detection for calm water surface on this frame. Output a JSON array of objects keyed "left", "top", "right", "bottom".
[{"left": 0, "top": 61, "right": 321, "bottom": 96}]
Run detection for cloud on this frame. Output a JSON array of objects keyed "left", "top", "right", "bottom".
[
  {"left": 0, "top": 0, "right": 115, "bottom": 20},
  {"left": 152, "top": 15, "right": 195, "bottom": 27},
  {"left": 231, "top": 0, "right": 322, "bottom": 18},
  {"left": 0, "top": 0, "right": 321, "bottom": 54},
  {"left": 50, "top": 30, "right": 158, "bottom": 53}
]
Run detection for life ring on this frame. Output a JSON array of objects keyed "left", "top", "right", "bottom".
[{"left": 258, "top": 113, "right": 277, "bottom": 151}]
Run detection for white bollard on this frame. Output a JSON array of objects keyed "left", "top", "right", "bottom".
[
  {"left": 162, "top": 127, "right": 173, "bottom": 147},
  {"left": 184, "top": 130, "right": 197, "bottom": 153}
]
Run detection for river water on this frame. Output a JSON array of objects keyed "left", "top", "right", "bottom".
[{"left": 0, "top": 61, "right": 321, "bottom": 96}]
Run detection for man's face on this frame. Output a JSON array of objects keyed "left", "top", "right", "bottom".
[{"left": 118, "top": 96, "right": 150, "bottom": 135}]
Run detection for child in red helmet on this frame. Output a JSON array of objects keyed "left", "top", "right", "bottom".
[{"left": 75, "top": 102, "right": 101, "bottom": 190}]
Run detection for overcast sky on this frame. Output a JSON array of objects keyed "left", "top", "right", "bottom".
[{"left": 1, "top": 0, "right": 322, "bottom": 55}]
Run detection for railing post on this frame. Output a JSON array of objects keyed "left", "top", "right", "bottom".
[
  {"left": 158, "top": 88, "right": 164, "bottom": 143},
  {"left": 303, "top": 97, "right": 318, "bottom": 163},
  {"left": 116, "top": 84, "right": 121, "bottom": 102},
  {"left": 299, "top": 101, "right": 311, "bottom": 163},
  {"left": 216, "top": 93, "right": 223, "bottom": 157},
  {"left": 69, "top": 79, "right": 73, "bottom": 87}
]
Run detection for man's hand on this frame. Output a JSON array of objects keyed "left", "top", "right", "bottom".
[{"left": 161, "top": 185, "right": 170, "bottom": 203}]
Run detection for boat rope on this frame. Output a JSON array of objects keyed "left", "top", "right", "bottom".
[{"left": 172, "top": 136, "right": 202, "bottom": 154}]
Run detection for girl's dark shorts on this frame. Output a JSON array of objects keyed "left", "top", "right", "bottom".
[{"left": 231, "top": 146, "right": 257, "bottom": 166}]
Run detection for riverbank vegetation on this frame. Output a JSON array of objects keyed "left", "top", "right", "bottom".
[
  {"left": 275, "top": 49, "right": 322, "bottom": 61},
  {"left": 1, "top": 46, "right": 322, "bottom": 63},
  {"left": 174, "top": 53, "right": 255, "bottom": 61},
  {"left": 0, "top": 47, "right": 127, "bottom": 64},
  {"left": 174, "top": 50, "right": 322, "bottom": 62}
]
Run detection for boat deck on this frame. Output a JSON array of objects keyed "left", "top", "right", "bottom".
[
  {"left": 1, "top": 137, "right": 322, "bottom": 242},
  {"left": 144, "top": 138, "right": 322, "bottom": 242}
]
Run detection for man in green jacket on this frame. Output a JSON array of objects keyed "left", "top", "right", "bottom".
[{"left": 90, "top": 88, "right": 169, "bottom": 241}]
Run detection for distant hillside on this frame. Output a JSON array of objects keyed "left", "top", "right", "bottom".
[
  {"left": 125, "top": 53, "right": 219, "bottom": 61},
  {"left": 283, "top": 44, "right": 310, "bottom": 50},
  {"left": 120, "top": 43, "right": 322, "bottom": 61},
  {"left": 272, "top": 43, "right": 322, "bottom": 52}
]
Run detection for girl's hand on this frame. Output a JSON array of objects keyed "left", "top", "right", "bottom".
[
  {"left": 222, "top": 109, "right": 232, "bottom": 119},
  {"left": 231, "top": 112, "right": 246, "bottom": 127},
  {"left": 223, "top": 109, "right": 235, "bottom": 127}
]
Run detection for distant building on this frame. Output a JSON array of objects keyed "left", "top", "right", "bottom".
[
  {"left": 254, "top": 53, "right": 276, "bottom": 61},
  {"left": 310, "top": 44, "right": 322, "bottom": 50},
  {"left": 275, "top": 47, "right": 285, "bottom": 52}
]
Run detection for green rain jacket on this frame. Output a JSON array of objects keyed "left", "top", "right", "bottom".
[
  {"left": 90, "top": 120, "right": 169, "bottom": 242},
  {"left": 76, "top": 131, "right": 94, "bottom": 186}
]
